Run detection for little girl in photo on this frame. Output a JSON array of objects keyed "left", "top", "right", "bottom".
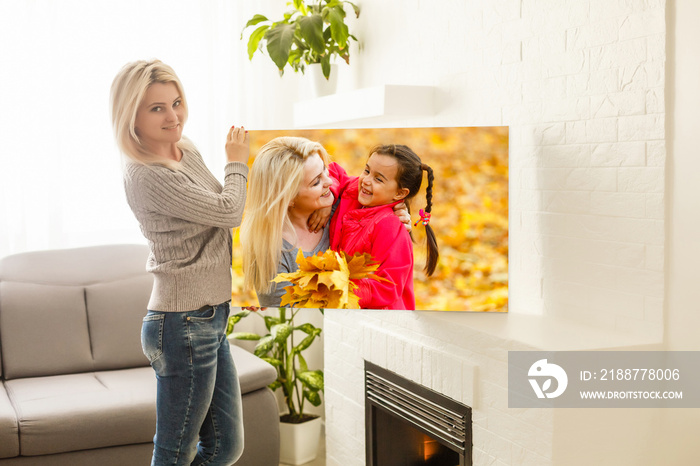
[{"left": 328, "top": 144, "right": 439, "bottom": 310}]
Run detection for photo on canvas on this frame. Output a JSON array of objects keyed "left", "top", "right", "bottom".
[{"left": 231, "top": 127, "right": 509, "bottom": 312}]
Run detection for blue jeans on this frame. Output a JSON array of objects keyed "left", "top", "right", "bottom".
[{"left": 142, "top": 303, "right": 244, "bottom": 465}]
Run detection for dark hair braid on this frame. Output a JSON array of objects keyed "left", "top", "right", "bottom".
[
  {"left": 420, "top": 163, "right": 438, "bottom": 276},
  {"left": 421, "top": 163, "right": 434, "bottom": 212}
]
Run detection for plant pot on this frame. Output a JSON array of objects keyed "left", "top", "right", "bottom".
[
  {"left": 307, "top": 63, "right": 338, "bottom": 98},
  {"left": 279, "top": 416, "right": 323, "bottom": 465}
]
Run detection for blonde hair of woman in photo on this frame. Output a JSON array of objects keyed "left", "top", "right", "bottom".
[
  {"left": 240, "top": 136, "right": 334, "bottom": 306},
  {"left": 240, "top": 136, "right": 411, "bottom": 307},
  {"left": 110, "top": 59, "right": 249, "bottom": 466}
]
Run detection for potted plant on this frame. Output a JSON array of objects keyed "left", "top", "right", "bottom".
[
  {"left": 227, "top": 306, "right": 325, "bottom": 465},
  {"left": 241, "top": 0, "right": 360, "bottom": 95},
  {"left": 227, "top": 250, "right": 387, "bottom": 464}
]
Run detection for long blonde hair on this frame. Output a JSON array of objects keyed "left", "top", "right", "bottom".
[
  {"left": 109, "top": 59, "right": 195, "bottom": 170},
  {"left": 241, "top": 136, "right": 330, "bottom": 294}
]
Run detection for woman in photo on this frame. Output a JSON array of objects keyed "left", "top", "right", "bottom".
[
  {"left": 240, "top": 137, "right": 334, "bottom": 307},
  {"left": 110, "top": 59, "right": 249, "bottom": 465}
]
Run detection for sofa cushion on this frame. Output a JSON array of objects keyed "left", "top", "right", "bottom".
[
  {"left": 0, "top": 383, "right": 19, "bottom": 459},
  {"left": 0, "top": 281, "right": 95, "bottom": 379},
  {"left": 85, "top": 275, "right": 152, "bottom": 371},
  {"left": 4, "top": 368, "right": 156, "bottom": 456},
  {"left": 0, "top": 244, "right": 152, "bottom": 380}
]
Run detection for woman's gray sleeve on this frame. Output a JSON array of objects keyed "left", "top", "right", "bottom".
[{"left": 256, "top": 248, "right": 297, "bottom": 307}]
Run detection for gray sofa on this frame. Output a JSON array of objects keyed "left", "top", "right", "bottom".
[{"left": 0, "top": 244, "right": 279, "bottom": 465}]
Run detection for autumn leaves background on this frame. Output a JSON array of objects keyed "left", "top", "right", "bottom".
[{"left": 231, "top": 126, "right": 509, "bottom": 312}]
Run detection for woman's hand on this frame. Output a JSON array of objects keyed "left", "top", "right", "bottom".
[
  {"left": 307, "top": 206, "right": 333, "bottom": 233},
  {"left": 225, "top": 126, "right": 250, "bottom": 164},
  {"left": 393, "top": 202, "right": 412, "bottom": 232}
]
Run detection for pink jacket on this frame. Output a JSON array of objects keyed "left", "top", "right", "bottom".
[{"left": 328, "top": 163, "right": 415, "bottom": 310}]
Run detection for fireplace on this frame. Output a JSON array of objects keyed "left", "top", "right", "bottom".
[{"left": 365, "top": 361, "right": 472, "bottom": 466}]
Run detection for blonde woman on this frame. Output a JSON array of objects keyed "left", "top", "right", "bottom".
[
  {"left": 240, "top": 136, "right": 409, "bottom": 306},
  {"left": 110, "top": 59, "right": 248, "bottom": 465}
]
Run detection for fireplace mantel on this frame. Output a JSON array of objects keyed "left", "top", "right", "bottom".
[{"left": 416, "top": 312, "right": 663, "bottom": 352}]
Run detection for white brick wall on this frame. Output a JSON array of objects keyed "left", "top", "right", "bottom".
[{"left": 324, "top": 0, "right": 668, "bottom": 464}]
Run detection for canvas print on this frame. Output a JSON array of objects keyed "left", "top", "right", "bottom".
[{"left": 231, "top": 127, "right": 508, "bottom": 312}]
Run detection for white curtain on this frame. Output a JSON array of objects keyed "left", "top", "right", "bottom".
[{"left": 0, "top": 0, "right": 298, "bottom": 260}]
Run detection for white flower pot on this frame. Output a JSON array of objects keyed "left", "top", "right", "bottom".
[
  {"left": 279, "top": 416, "right": 323, "bottom": 465},
  {"left": 307, "top": 63, "right": 338, "bottom": 98}
]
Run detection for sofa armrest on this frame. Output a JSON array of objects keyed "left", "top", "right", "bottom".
[{"left": 230, "top": 344, "right": 277, "bottom": 394}]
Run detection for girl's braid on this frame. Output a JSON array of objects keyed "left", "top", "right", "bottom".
[{"left": 421, "top": 163, "right": 434, "bottom": 213}]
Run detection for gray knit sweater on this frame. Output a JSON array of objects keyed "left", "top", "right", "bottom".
[{"left": 124, "top": 148, "right": 248, "bottom": 312}]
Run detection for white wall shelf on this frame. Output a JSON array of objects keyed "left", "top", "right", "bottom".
[{"left": 293, "top": 84, "right": 435, "bottom": 128}]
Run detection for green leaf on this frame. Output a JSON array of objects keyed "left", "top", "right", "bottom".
[
  {"left": 321, "top": 54, "right": 331, "bottom": 79},
  {"left": 254, "top": 335, "right": 274, "bottom": 357},
  {"left": 288, "top": 48, "right": 305, "bottom": 72},
  {"left": 263, "top": 315, "right": 281, "bottom": 331},
  {"left": 326, "top": 6, "right": 349, "bottom": 49},
  {"left": 298, "top": 14, "right": 325, "bottom": 55},
  {"left": 271, "top": 323, "right": 293, "bottom": 343},
  {"left": 247, "top": 24, "right": 270, "bottom": 60},
  {"left": 269, "top": 380, "right": 282, "bottom": 391},
  {"left": 346, "top": 1, "right": 361, "bottom": 18},
  {"left": 294, "top": 332, "right": 318, "bottom": 353},
  {"left": 297, "top": 370, "right": 324, "bottom": 391},
  {"left": 294, "top": 323, "right": 318, "bottom": 335},
  {"left": 297, "top": 353, "right": 309, "bottom": 373},
  {"left": 265, "top": 22, "right": 296, "bottom": 72},
  {"left": 261, "top": 357, "right": 283, "bottom": 367},
  {"left": 243, "top": 14, "right": 269, "bottom": 31},
  {"left": 229, "top": 332, "right": 261, "bottom": 341},
  {"left": 303, "top": 388, "right": 322, "bottom": 406},
  {"left": 292, "top": 35, "right": 307, "bottom": 49},
  {"left": 228, "top": 310, "right": 251, "bottom": 327}
]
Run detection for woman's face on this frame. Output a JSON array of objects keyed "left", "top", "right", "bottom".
[
  {"left": 134, "top": 82, "right": 185, "bottom": 151},
  {"left": 291, "top": 153, "right": 334, "bottom": 213},
  {"left": 358, "top": 152, "right": 409, "bottom": 207}
]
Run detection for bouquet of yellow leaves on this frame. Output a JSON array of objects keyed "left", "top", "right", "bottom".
[{"left": 272, "top": 249, "right": 391, "bottom": 309}]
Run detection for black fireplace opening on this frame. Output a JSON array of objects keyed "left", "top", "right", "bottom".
[{"left": 365, "top": 360, "right": 472, "bottom": 466}]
